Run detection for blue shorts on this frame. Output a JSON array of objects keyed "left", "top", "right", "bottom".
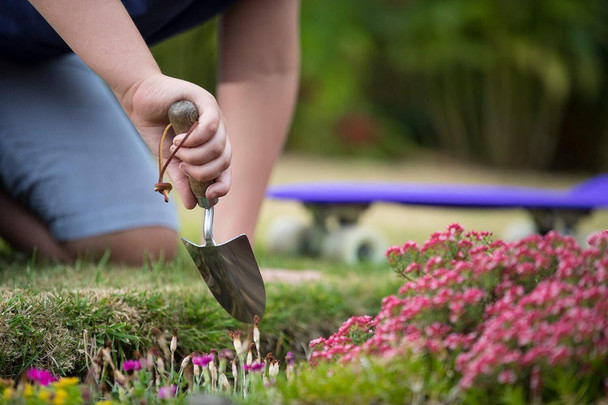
[{"left": 0, "top": 54, "right": 179, "bottom": 241}]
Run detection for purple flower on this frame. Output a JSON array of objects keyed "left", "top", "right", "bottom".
[
  {"left": 219, "top": 349, "right": 233, "bottom": 361},
  {"left": 244, "top": 361, "right": 265, "bottom": 373},
  {"left": 122, "top": 360, "right": 142, "bottom": 372},
  {"left": 26, "top": 368, "right": 56, "bottom": 386},
  {"left": 286, "top": 352, "right": 294, "bottom": 366},
  {"left": 192, "top": 354, "right": 214, "bottom": 368},
  {"left": 158, "top": 384, "right": 177, "bottom": 399}
]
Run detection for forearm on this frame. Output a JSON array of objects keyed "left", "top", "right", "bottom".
[
  {"left": 213, "top": 0, "right": 299, "bottom": 241},
  {"left": 217, "top": 0, "right": 299, "bottom": 174},
  {"left": 214, "top": 72, "right": 298, "bottom": 242},
  {"left": 27, "top": 0, "right": 159, "bottom": 110},
  {"left": 217, "top": 71, "right": 299, "bottom": 158},
  {"left": 218, "top": 0, "right": 300, "bottom": 84}
]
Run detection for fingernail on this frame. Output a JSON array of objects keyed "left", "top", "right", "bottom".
[{"left": 169, "top": 145, "right": 176, "bottom": 153}]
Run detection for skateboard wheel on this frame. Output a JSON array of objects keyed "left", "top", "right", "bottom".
[
  {"left": 502, "top": 218, "right": 539, "bottom": 242},
  {"left": 265, "top": 217, "right": 312, "bottom": 256},
  {"left": 321, "top": 225, "right": 387, "bottom": 264}
]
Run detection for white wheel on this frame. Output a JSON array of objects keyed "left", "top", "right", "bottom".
[
  {"left": 321, "top": 225, "right": 387, "bottom": 264},
  {"left": 265, "top": 217, "right": 311, "bottom": 256},
  {"left": 502, "top": 218, "right": 538, "bottom": 242}
]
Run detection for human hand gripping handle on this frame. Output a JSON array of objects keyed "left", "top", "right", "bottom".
[{"left": 168, "top": 100, "right": 218, "bottom": 209}]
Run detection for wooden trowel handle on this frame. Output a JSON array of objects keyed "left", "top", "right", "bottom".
[{"left": 168, "top": 100, "right": 216, "bottom": 208}]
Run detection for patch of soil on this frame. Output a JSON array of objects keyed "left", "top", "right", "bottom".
[{"left": 260, "top": 268, "right": 323, "bottom": 284}]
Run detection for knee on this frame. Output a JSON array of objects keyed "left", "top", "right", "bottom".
[
  {"left": 129, "top": 227, "right": 180, "bottom": 265},
  {"left": 63, "top": 226, "right": 180, "bottom": 266}
]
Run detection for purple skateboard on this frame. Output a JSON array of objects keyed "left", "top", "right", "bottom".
[
  {"left": 267, "top": 174, "right": 608, "bottom": 210},
  {"left": 265, "top": 175, "right": 608, "bottom": 262}
]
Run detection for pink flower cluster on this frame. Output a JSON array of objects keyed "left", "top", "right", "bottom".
[
  {"left": 158, "top": 384, "right": 177, "bottom": 399},
  {"left": 309, "top": 315, "right": 375, "bottom": 364},
  {"left": 310, "top": 225, "right": 608, "bottom": 396},
  {"left": 192, "top": 354, "right": 215, "bottom": 368},
  {"left": 122, "top": 360, "right": 142, "bottom": 372},
  {"left": 26, "top": 368, "right": 56, "bottom": 386}
]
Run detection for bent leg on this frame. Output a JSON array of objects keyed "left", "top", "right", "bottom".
[
  {"left": 0, "top": 55, "right": 179, "bottom": 264},
  {"left": 0, "top": 189, "right": 177, "bottom": 264},
  {"left": 62, "top": 227, "right": 178, "bottom": 265},
  {"left": 0, "top": 190, "right": 71, "bottom": 261}
]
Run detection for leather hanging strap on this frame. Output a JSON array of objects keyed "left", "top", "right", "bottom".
[{"left": 154, "top": 121, "right": 199, "bottom": 202}]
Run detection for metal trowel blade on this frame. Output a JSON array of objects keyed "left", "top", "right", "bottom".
[{"left": 181, "top": 235, "right": 266, "bottom": 323}]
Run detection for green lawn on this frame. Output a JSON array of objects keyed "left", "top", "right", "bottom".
[
  {"left": 1, "top": 152, "right": 605, "bottom": 383},
  {"left": 0, "top": 245, "right": 400, "bottom": 380}
]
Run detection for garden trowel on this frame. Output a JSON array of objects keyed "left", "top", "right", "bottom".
[{"left": 168, "top": 100, "right": 265, "bottom": 324}]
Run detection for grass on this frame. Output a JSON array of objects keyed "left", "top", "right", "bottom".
[
  {"left": 0, "top": 246, "right": 400, "bottom": 380},
  {"left": 1, "top": 152, "right": 606, "bottom": 388}
]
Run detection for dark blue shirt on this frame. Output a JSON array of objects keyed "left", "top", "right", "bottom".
[{"left": 0, "top": 0, "right": 240, "bottom": 63}]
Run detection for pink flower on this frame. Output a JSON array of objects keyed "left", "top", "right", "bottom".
[
  {"left": 26, "top": 368, "right": 56, "bottom": 386},
  {"left": 385, "top": 245, "right": 402, "bottom": 257},
  {"left": 497, "top": 369, "right": 517, "bottom": 384},
  {"left": 192, "top": 354, "right": 214, "bottom": 367},
  {"left": 285, "top": 352, "right": 294, "bottom": 366},
  {"left": 122, "top": 360, "right": 142, "bottom": 372},
  {"left": 158, "top": 384, "right": 177, "bottom": 399},
  {"left": 244, "top": 361, "right": 265, "bottom": 372}
]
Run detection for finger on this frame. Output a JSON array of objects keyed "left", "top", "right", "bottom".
[
  {"left": 206, "top": 168, "right": 231, "bottom": 201},
  {"left": 170, "top": 134, "right": 226, "bottom": 166},
  {"left": 172, "top": 110, "right": 223, "bottom": 148},
  {"left": 178, "top": 144, "right": 231, "bottom": 184},
  {"left": 165, "top": 161, "right": 197, "bottom": 210}
]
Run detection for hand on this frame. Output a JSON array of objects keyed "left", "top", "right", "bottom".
[{"left": 124, "top": 73, "right": 232, "bottom": 209}]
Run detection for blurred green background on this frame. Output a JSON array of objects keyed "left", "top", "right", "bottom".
[{"left": 152, "top": 0, "right": 608, "bottom": 172}]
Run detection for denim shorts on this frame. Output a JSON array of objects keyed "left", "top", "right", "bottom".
[{"left": 0, "top": 54, "right": 179, "bottom": 241}]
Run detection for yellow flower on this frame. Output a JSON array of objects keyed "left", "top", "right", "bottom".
[
  {"left": 53, "top": 388, "right": 68, "bottom": 405},
  {"left": 97, "top": 401, "right": 114, "bottom": 405},
  {"left": 54, "top": 377, "right": 79, "bottom": 388},
  {"left": 39, "top": 389, "right": 50, "bottom": 402},
  {"left": 2, "top": 387, "right": 12, "bottom": 400},
  {"left": 23, "top": 383, "right": 34, "bottom": 397}
]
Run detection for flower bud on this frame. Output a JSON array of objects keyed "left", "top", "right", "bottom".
[
  {"left": 228, "top": 330, "right": 242, "bottom": 355},
  {"left": 170, "top": 329, "right": 178, "bottom": 354},
  {"left": 253, "top": 315, "right": 261, "bottom": 360}
]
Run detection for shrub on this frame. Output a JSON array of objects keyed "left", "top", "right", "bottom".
[{"left": 310, "top": 225, "right": 608, "bottom": 403}]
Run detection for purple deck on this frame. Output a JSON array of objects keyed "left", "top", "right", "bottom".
[{"left": 266, "top": 174, "right": 608, "bottom": 210}]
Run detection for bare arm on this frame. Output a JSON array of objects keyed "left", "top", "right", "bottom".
[
  {"left": 27, "top": 0, "right": 232, "bottom": 207},
  {"left": 27, "top": 0, "right": 157, "bottom": 106},
  {"left": 211, "top": 0, "right": 301, "bottom": 241},
  {"left": 170, "top": 0, "right": 300, "bottom": 240}
]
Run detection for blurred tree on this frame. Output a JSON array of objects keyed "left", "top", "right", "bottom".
[
  {"left": 289, "top": 1, "right": 415, "bottom": 159},
  {"left": 152, "top": 21, "right": 218, "bottom": 93},
  {"left": 151, "top": 0, "right": 608, "bottom": 170},
  {"left": 367, "top": 0, "right": 608, "bottom": 169}
]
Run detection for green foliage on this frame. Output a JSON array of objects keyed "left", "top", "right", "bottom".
[
  {"left": 362, "top": 0, "right": 608, "bottom": 169},
  {"left": 249, "top": 353, "right": 457, "bottom": 405},
  {"left": 151, "top": 22, "right": 218, "bottom": 91},
  {"left": 0, "top": 250, "right": 398, "bottom": 380},
  {"left": 151, "top": 1, "right": 608, "bottom": 169}
]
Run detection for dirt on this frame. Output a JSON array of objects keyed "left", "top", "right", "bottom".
[{"left": 260, "top": 268, "right": 323, "bottom": 284}]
